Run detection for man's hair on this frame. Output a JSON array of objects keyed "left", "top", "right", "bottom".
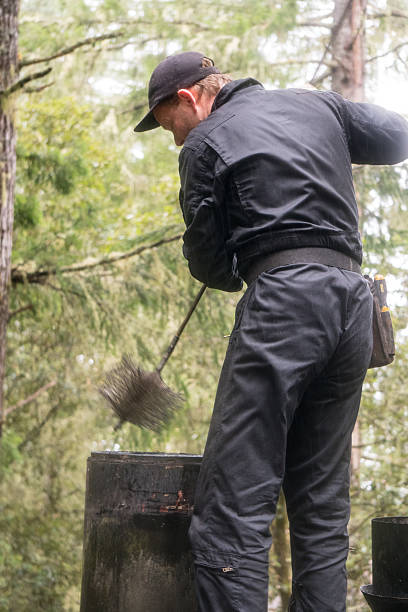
[
  {"left": 165, "top": 73, "right": 233, "bottom": 105},
  {"left": 192, "top": 73, "right": 233, "bottom": 99}
]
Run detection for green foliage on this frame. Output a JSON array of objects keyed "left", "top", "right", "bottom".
[
  {"left": 0, "top": 430, "right": 23, "bottom": 473},
  {"left": 14, "top": 194, "right": 42, "bottom": 228}
]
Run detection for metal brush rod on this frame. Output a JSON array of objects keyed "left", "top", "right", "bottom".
[{"left": 157, "top": 284, "right": 207, "bottom": 374}]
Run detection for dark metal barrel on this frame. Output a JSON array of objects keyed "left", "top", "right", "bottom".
[
  {"left": 361, "top": 516, "right": 408, "bottom": 612},
  {"left": 80, "top": 451, "right": 201, "bottom": 612},
  {"left": 372, "top": 516, "right": 408, "bottom": 597}
]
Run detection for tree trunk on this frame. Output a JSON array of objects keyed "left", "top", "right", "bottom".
[
  {"left": 271, "top": 492, "right": 291, "bottom": 611},
  {"left": 331, "top": 0, "right": 367, "bottom": 486},
  {"left": 0, "top": 0, "right": 19, "bottom": 438},
  {"left": 331, "top": 0, "right": 367, "bottom": 102}
]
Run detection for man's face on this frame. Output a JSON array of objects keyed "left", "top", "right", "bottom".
[
  {"left": 153, "top": 89, "right": 213, "bottom": 146},
  {"left": 154, "top": 100, "right": 199, "bottom": 146}
]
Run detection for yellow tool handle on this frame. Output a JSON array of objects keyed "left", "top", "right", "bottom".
[{"left": 374, "top": 274, "right": 388, "bottom": 311}]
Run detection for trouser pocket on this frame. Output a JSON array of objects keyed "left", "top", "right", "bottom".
[{"left": 193, "top": 549, "right": 242, "bottom": 612}]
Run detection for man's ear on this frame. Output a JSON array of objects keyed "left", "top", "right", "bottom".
[{"left": 177, "top": 89, "right": 197, "bottom": 107}]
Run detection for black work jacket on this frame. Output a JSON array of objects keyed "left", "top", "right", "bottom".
[{"left": 178, "top": 79, "right": 408, "bottom": 291}]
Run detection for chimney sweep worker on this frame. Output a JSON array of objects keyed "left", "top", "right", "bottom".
[{"left": 135, "top": 52, "right": 408, "bottom": 612}]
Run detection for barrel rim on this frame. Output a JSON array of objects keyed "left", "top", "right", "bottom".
[
  {"left": 361, "top": 584, "right": 408, "bottom": 601},
  {"left": 88, "top": 451, "right": 202, "bottom": 464},
  {"left": 372, "top": 516, "right": 408, "bottom": 525}
]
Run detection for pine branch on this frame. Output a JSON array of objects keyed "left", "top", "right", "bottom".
[
  {"left": 0, "top": 68, "right": 52, "bottom": 97},
  {"left": 19, "top": 32, "right": 124, "bottom": 68},
  {"left": 11, "top": 233, "right": 183, "bottom": 285},
  {"left": 4, "top": 380, "right": 57, "bottom": 419}
]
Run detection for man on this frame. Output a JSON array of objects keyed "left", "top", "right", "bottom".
[{"left": 135, "top": 51, "right": 408, "bottom": 611}]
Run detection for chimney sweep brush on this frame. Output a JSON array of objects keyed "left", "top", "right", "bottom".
[{"left": 99, "top": 284, "right": 206, "bottom": 431}]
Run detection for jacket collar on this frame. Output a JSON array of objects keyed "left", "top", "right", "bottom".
[{"left": 211, "top": 78, "right": 264, "bottom": 112}]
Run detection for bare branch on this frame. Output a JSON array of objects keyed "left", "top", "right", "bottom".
[
  {"left": 305, "top": 11, "right": 334, "bottom": 20},
  {"left": 43, "top": 281, "right": 85, "bottom": 299},
  {"left": 361, "top": 454, "right": 407, "bottom": 469},
  {"left": 4, "top": 380, "right": 57, "bottom": 419},
  {"left": 7, "top": 304, "right": 34, "bottom": 321},
  {"left": 366, "top": 41, "right": 408, "bottom": 64},
  {"left": 296, "top": 22, "right": 332, "bottom": 29},
  {"left": 310, "top": 68, "right": 331, "bottom": 86},
  {"left": 272, "top": 58, "right": 335, "bottom": 67},
  {"left": 19, "top": 32, "right": 124, "bottom": 68},
  {"left": 165, "top": 19, "right": 211, "bottom": 30},
  {"left": 349, "top": 511, "right": 382, "bottom": 536},
  {"left": 296, "top": 18, "right": 332, "bottom": 29},
  {"left": 351, "top": 436, "right": 401, "bottom": 449},
  {"left": 18, "top": 404, "right": 59, "bottom": 451},
  {"left": 371, "top": 10, "right": 408, "bottom": 20},
  {"left": 80, "top": 18, "right": 210, "bottom": 29},
  {"left": 11, "top": 233, "right": 183, "bottom": 285},
  {"left": 105, "top": 42, "right": 134, "bottom": 52},
  {"left": 0, "top": 68, "right": 52, "bottom": 97},
  {"left": 119, "top": 102, "right": 145, "bottom": 116},
  {"left": 23, "top": 81, "right": 55, "bottom": 94},
  {"left": 19, "top": 16, "right": 211, "bottom": 31}
]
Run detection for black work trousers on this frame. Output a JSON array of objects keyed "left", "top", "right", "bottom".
[{"left": 189, "top": 263, "right": 373, "bottom": 612}]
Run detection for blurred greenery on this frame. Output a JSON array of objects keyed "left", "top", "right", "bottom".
[{"left": 0, "top": 0, "right": 407, "bottom": 610}]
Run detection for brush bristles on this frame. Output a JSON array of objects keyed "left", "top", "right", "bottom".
[{"left": 99, "top": 355, "right": 183, "bottom": 431}]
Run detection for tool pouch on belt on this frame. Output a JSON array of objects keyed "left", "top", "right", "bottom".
[{"left": 365, "top": 274, "right": 395, "bottom": 368}]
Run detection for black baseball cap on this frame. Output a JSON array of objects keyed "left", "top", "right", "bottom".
[{"left": 134, "top": 51, "right": 220, "bottom": 132}]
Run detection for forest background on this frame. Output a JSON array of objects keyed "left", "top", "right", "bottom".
[{"left": 0, "top": 0, "right": 407, "bottom": 610}]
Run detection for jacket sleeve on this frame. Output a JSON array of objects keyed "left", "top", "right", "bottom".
[
  {"left": 178, "top": 144, "right": 243, "bottom": 292},
  {"left": 334, "top": 93, "right": 408, "bottom": 165}
]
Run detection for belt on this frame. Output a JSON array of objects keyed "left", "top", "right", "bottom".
[{"left": 242, "top": 247, "right": 362, "bottom": 285}]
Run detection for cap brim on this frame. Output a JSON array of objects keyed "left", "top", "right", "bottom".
[{"left": 134, "top": 109, "right": 160, "bottom": 132}]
